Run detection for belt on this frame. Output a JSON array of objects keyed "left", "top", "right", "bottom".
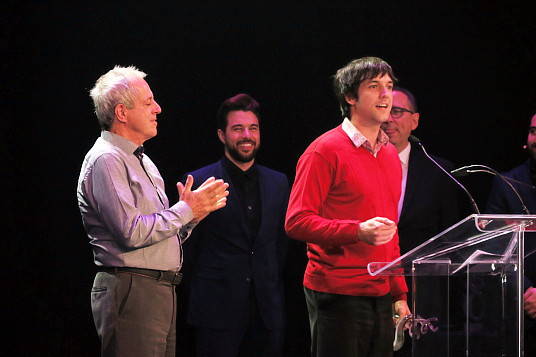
[{"left": 99, "top": 267, "right": 183, "bottom": 285}]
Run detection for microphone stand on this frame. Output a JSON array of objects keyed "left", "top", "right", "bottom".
[
  {"left": 451, "top": 164, "right": 531, "bottom": 214},
  {"left": 409, "top": 135, "right": 481, "bottom": 214}
]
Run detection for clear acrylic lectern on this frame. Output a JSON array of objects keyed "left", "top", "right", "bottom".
[{"left": 368, "top": 214, "right": 536, "bottom": 357}]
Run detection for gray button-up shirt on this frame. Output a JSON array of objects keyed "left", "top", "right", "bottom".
[{"left": 77, "top": 131, "right": 195, "bottom": 271}]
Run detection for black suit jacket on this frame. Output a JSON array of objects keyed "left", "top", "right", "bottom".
[
  {"left": 486, "top": 159, "right": 536, "bottom": 215},
  {"left": 182, "top": 159, "right": 289, "bottom": 330},
  {"left": 394, "top": 144, "right": 462, "bottom": 357},
  {"left": 398, "top": 143, "right": 460, "bottom": 254}
]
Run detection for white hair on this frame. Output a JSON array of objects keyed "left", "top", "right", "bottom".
[{"left": 89, "top": 65, "right": 147, "bottom": 130}]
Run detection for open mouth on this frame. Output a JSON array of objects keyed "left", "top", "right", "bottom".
[{"left": 238, "top": 142, "right": 255, "bottom": 149}]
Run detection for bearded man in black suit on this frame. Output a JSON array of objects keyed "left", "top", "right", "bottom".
[{"left": 181, "top": 93, "right": 289, "bottom": 357}]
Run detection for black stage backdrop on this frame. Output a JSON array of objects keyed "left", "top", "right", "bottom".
[{"left": 3, "top": 1, "right": 536, "bottom": 356}]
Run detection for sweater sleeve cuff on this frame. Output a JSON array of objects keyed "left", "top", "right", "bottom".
[{"left": 392, "top": 293, "right": 407, "bottom": 303}]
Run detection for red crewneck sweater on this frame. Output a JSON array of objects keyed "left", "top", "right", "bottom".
[{"left": 285, "top": 125, "right": 407, "bottom": 300}]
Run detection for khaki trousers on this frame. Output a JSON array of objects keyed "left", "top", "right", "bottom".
[{"left": 91, "top": 271, "right": 177, "bottom": 357}]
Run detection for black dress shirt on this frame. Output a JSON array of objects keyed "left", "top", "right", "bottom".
[{"left": 222, "top": 156, "right": 261, "bottom": 240}]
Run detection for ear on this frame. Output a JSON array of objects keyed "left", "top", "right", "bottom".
[
  {"left": 411, "top": 112, "right": 420, "bottom": 131},
  {"left": 217, "top": 129, "right": 226, "bottom": 144},
  {"left": 114, "top": 104, "right": 128, "bottom": 123},
  {"left": 345, "top": 95, "right": 357, "bottom": 106}
]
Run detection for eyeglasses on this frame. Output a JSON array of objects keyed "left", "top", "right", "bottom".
[{"left": 390, "top": 106, "right": 414, "bottom": 119}]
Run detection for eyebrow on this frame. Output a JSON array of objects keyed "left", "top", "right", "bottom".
[
  {"left": 231, "top": 123, "right": 259, "bottom": 128},
  {"left": 366, "top": 79, "right": 393, "bottom": 84}
]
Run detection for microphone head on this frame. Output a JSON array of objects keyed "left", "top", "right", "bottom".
[
  {"left": 451, "top": 167, "right": 469, "bottom": 177},
  {"left": 408, "top": 135, "right": 421, "bottom": 145}
]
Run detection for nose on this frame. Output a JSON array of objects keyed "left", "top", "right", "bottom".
[
  {"left": 380, "top": 86, "right": 390, "bottom": 98},
  {"left": 153, "top": 100, "right": 162, "bottom": 114},
  {"left": 242, "top": 128, "right": 252, "bottom": 138}
]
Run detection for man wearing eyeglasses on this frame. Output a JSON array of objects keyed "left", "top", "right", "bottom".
[
  {"left": 381, "top": 87, "right": 460, "bottom": 356},
  {"left": 381, "top": 87, "right": 460, "bottom": 256}
]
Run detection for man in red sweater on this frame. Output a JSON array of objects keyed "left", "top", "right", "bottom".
[{"left": 285, "top": 57, "right": 410, "bottom": 357}]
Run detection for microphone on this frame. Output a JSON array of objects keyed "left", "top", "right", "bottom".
[
  {"left": 451, "top": 164, "right": 531, "bottom": 214},
  {"left": 408, "top": 135, "right": 481, "bottom": 214},
  {"left": 452, "top": 166, "right": 536, "bottom": 189}
]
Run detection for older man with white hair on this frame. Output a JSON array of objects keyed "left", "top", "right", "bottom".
[{"left": 77, "top": 65, "right": 229, "bottom": 357}]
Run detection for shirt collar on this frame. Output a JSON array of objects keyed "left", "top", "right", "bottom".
[
  {"left": 222, "top": 155, "right": 258, "bottom": 179},
  {"left": 341, "top": 118, "right": 389, "bottom": 155},
  {"left": 101, "top": 131, "right": 139, "bottom": 157},
  {"left": 398, "top": 142, "right": 411, "bottom": 167}
]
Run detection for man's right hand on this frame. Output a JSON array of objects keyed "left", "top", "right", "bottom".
[
  {"left": 357, "top": 217, "right": 397, "bottom": 246},
  {"left": 177, "top": 175, "right": 229, "bottom": 222}
]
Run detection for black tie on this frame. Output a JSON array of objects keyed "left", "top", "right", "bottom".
[
  {"left": 133, "top": 146, "right": 164, "bottom": 207},
  {"left": 134, "top": 146, "right": 144, "bottom": 163}
]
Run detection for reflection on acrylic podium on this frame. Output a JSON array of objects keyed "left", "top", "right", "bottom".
[{"left": 369, "top": 214, "right": 536, "bottom": 357}]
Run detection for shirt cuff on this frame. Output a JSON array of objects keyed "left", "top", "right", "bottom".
[
  {"left": 169, "top": 200, "right": 194, "bottom": 225},
  {"left": 178, "top": 222, "right": 198, "bottom": 243}
]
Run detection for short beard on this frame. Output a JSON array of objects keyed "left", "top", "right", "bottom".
[{"left": 227, "top": 144, "right": 259, "bottom": 164}]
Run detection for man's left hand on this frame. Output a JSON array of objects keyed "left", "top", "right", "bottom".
[
  {"left": 525, "top": 287, "right": 536, "bottom": 319},
  {"left": 393, "top": 300, "right": 411, "bottom": 326}
]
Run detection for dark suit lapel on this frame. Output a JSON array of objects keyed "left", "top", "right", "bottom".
[
  {"left": 400, "top": 144, "right": 422, "bottom": 220},
  {"left": 512, "top": 160, "right": 536, "bottom": 211}
]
